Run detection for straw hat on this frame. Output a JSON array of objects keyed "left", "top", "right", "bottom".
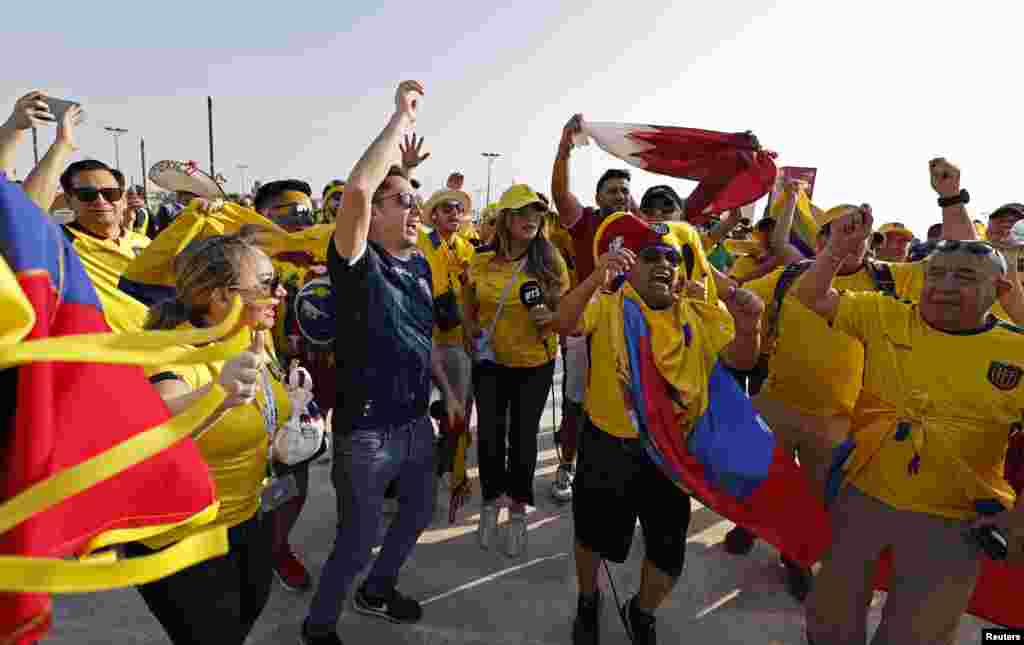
[{"left": 148, "top": 160, "right": 225, "bottom": 199}]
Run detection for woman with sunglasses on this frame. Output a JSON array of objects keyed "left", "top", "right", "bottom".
[
  {"left": 124, "top": 229, "right": 290, "bottom": 645},
  {"left": 463, "top": 184, "right": 569, "bottom": 556}
]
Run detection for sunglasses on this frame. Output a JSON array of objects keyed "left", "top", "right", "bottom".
[
  {"left": 373, "top": 191, "right": 418, "bottom": 210},
  {"left": 230, "top": 275, "right": 282, "bottom": 298},
  {"left": 933, "top": 240, "right": 1007, "bottom": 269},
  {"left": 438, "top": 201, "right": 465, "bottom": 214},
  {"left": 271, "top": 204, "right": 313, "bottom": 218},
  {"left": 71, "top": 187, "right": 124, "bottom": 203},
  {"left": 639, "top": 246, "right": 682, "bottom": 267}
]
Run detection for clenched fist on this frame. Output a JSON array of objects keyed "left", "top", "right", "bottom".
[{"left": 929, "top": 158, "right": 960, "bottom": 198}]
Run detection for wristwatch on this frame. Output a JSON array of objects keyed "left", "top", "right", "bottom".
[{"left": 937, "top": 189, "right": 970, "bottom": 208}]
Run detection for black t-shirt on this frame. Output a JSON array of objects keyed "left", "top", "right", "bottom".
[{"left": 327, "top": 239, "right": 434, "bottom": 432}]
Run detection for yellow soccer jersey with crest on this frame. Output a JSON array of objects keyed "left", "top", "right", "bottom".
[
  {"left": 834, "top": 290, "right": 1022, "bottom": 519},
  {"left": 467, "top": 248, "right": 569, "bottom": 368},
  {"left": 744, "top": 261, "right": 924, "bottom": 417},
  {"left": 418, "top": 228, "right": 476, "bottom": 346}
]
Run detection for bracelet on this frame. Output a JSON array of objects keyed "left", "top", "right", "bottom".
[{"left": 937, "top": 189, "right": 970, "bottom": 208}]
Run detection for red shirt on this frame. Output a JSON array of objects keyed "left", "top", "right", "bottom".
[{"left": 568, "top": 207, "right": 603, "bottom": 283}]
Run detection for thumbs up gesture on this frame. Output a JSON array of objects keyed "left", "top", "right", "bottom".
[{"left": 219, "top": 330, "right": 265, "bottom": 408}]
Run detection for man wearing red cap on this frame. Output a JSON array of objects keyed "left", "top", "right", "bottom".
[{"left": 554, "top": 213, "right": 763, "bottom": 645}]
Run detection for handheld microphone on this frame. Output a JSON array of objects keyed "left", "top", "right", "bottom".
[{"left": 519, "top": 281, "right": 543, "bottom": 310}]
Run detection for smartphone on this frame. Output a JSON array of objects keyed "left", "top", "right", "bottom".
[{"left": 41, "top": 98, "right": 85, "bottom": 125}]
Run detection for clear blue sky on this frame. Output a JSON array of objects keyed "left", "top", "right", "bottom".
[{"left": 4, "top": 0, "right": 1021, "bottom": 237}]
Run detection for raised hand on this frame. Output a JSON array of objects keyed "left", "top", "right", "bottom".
[
  {"left": 395, "top": 80, "right": 424, "bottom": 125},
  {"left": 827, "top": 204, "right": 874, "bottom": 260},
  {"left": 560, "top": 113, "right": 583, "bottom": 150},
  {"left": 400, "top": 133, "right": 430, "bottom": 169},
  {"left": 447, "top": 172, "right": 465, "bottom": 191},
  {"left": 218, "top": 331, "right": 265, "bottom": 408},
  {"left": 929, "top": 158, "right": 960, "bottom": 198},
  {"left": 725, "top": 288, "right": 765, "bottom": 334},
  {"left": 594, "top": 247, "right": 636, "bottom": 286},
  {"left": 55, "top": 104, "right": 84, "bottom": 151},
  {"left": 5, "top": 91, "right": 54, "bottom": 131}
]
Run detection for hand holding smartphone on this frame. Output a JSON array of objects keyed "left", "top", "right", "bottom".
[{"left": 41, "top": 98, "right": 86, "bottom": 126}]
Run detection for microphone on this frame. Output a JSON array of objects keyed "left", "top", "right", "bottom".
[{"left": 519, "top": 281, "right": 543, "bottom": 310}]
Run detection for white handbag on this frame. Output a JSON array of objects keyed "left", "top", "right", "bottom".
[{"left": 271, "top": 363, "right": 326, "bottom": 466}]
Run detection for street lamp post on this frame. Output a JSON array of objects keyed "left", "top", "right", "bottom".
[
  {"left": 104, "top": 127, "right": 128, "bottom": 170},
  {"left": 237, "top": 164, "right": 249, "bottom": 195},
  {"left": 481, "top": 152, "right": 500, "bottom": 206}
]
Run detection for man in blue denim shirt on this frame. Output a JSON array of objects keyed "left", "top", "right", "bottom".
[{"left": 302, "top": 80, "right": 462, "bottom": 645}]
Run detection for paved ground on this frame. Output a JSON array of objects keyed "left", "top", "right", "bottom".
[{"left": 46, "top": 366, "right": 996, "bottom": 644}]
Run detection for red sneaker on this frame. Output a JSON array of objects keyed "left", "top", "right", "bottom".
[{"left": 274, "top": 548, "right": 312, "bottom": 592}]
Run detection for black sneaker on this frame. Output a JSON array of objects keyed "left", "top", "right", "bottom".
[
  {"left": 781, "top": 556, "right": 813, "bottom": 603},
  {"left": 724, "top": 526, "right": 757, "bottom": 555},
  {"left": 572, "top": 590, "right": 602, "bottom": 645},
  {"left": 353, "top": 586, "right": 423, "bottom": 624},
  {"left": 300, "top": 620, "right": 344, "bottom": 645},
  {"left": 621, "top": 596, "right": 657, "bottom": 645}
]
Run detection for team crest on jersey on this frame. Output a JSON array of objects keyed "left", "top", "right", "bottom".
[
  {"left": 988, "top": 361, "right": 1022, "bottom": 391},
  {"left": 650, "top": 222, "right": 669, "bottom": 236},
  {"left": 294, "top": 276, "right": 336, "bottom": 346}
]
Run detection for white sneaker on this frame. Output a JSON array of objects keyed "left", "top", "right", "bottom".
[
  {"left": 505, "top": 511, "right": 528, "bottom": 558},
  {"left": 478, "top": 503, "right": 499, "bottom": 550},
  {"left": 550, "top": 463, "right": 574, "bottom": 503}
]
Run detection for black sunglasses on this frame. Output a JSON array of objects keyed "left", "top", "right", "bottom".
[
  {"left": 509, "top": 204, "right": 545, "bottom": 217},
  {"left": 373, "top": 191, "right": 417, "bottom": 210},
  {"left": 72, "top": 187, "right": 124, "bottom": 203},
  {"left": 231, "top": 275, "right": 282, "bottom": 297},
  {"left": 933, "top": 240, "right": 1007, "bottom": 270}
]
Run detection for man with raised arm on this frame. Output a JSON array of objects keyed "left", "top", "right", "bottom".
[
  {"left": 301, "top": 80, "right": 461, "bottom": 645},
  {"left": 794, "top": 205, "right": 1024, "bottom": 645}
]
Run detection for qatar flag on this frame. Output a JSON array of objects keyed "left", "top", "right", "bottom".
[{"left": 575, "top": 121, "right": 778, "bottom": 225}]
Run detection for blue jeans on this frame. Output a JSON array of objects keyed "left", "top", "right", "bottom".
[{"left": 306, "top": 415, "right": 436, "bottom": 630}]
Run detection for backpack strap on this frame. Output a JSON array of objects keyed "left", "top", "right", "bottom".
[
  {"left": 866, "top": 260, "right": 896, "bottom": 296},
  {"left": 765, "top": 260, "right": 814, "bottom": 347}
]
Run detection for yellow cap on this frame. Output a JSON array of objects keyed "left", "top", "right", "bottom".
[
  {"left": 819, "top": 204, "right": 861, "bottom": 227},
  {"left": 496, "top": 185, "right": 545, "bottom": 212}
]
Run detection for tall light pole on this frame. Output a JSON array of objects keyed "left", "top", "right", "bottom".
[
  {"left": 482, "top": 152, "right": 500, "bottom": 206},
  {"left": 104, "top": 127, "right": 128, "bottom": 170},
  {"left": 237, "top": 164, "right": 249, "bottom": 195}
]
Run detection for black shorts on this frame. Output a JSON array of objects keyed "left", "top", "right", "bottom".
[{"left": 572, "top": 418, "right": 692, "bottom": 578}]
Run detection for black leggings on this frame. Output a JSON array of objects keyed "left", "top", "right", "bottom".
[
  {"left": 473, "top": 360, "right": 555, "bottom": 506},
  {"left": 124, "top": 513, "right": 273, "bottom": 645}
]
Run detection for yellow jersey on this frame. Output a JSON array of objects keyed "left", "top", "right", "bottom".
[
  {"left": 142, "top": 347, "right": 291, "bottom": 547},
  {"left": 467, "top": 248, "right": 569, "bottom": 368},
  {"left": 418, "top": 228, "right": 476, "bottom": 346},
  {"left": 63, "top": 224, "right": 151, "bottom": 332},
  {"left": 834, "top": 291, "right": 1022, "bottom": 519},
  {"left": 745, "top": 261, "right": 924, "bottom": 417}
]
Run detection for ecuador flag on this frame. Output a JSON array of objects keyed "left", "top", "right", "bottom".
[{"left": 0, "top": 178, "right": 249, "bottom": 644}]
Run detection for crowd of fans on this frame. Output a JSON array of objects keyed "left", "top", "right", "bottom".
[{"left": 2, "top": 80, "right": 1024, "bottom": 645}]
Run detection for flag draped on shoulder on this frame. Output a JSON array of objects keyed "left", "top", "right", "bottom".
[
  {"left": 576, "top": 121, "right": 778, "bottom": 225},
  {"left": 0, "top": 178, "right": 251, "bottom": 645}
]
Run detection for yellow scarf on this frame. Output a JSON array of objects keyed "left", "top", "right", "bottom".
[{"left": 0, "top": 265, "right": 254, "bottom": 592}]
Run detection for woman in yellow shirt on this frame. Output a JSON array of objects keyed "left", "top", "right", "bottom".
[
  {"left": 463, "top": 185, "right": 569, "bottom": 557},
  {"left": 124, "top": 229, "right": 292, "bottom": 645}
]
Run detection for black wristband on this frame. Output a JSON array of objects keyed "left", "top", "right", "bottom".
[{"left": 937, "top": 189, "right": 970, "bottom": 208}]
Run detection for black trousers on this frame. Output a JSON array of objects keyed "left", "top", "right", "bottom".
[
  {"left": 124, "top": 513, "right": 273, "bottom": 645},
  {"left": 472, "top": 360, "right": 555, "bottom": 506}
]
